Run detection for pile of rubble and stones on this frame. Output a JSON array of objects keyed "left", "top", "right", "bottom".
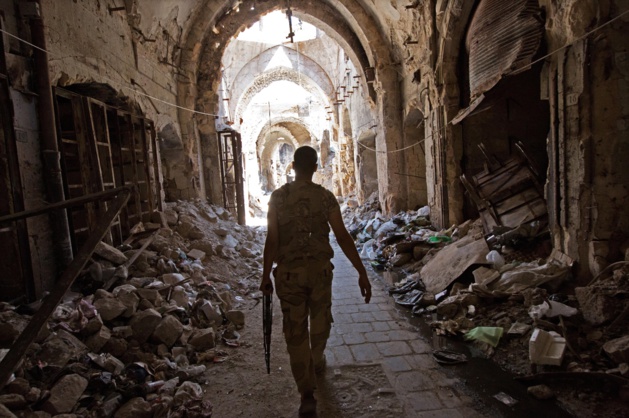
[
  {"left": 0, "top": 199, "right": 265, "bottom": 418},
  {"left": 343, "top": 193, "right": 629, "bottom": 416}
]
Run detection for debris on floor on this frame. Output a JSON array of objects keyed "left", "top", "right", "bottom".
[
  {"left": 0, "top": 199, "right": 265, "bottom": 417},
  {"left": 342, "top": 185, "right": 629, "bottom": 417}
]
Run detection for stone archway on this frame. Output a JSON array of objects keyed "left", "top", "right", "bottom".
[{"left": 175, "top": 0, "right": 406, "bottom": 214}]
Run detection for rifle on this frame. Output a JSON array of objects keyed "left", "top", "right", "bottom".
[{"left": 263, "top": 291, "right": 272, "bottom": 374}]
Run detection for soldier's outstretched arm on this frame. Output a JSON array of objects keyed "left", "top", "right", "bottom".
[{"left": 329, "top": 208, "right": 372, "bottom": 303}]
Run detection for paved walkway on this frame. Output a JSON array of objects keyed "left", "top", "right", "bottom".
[{"left": 323, "top": 242, "right": 484, "bottom": 418}]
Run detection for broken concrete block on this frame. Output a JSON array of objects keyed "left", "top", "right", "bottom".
[
  {"left": 239, "top": 247, "right": 255, "bottom": 258},
  {"left": 162, "top": 273, "right": 185, "bottom": 286},
  {"left": 86, "top": 326, "right": 111, "bottom": 352},
  {"left": 529, "top": 328, "right": 566, "bottom": 366},
  {"left": 174, "top": 381, "right": 203, "bottom": 404},
  {"left": 103, "top": 337, "right": 128, "bottom": 358},
  {"left": 603, "top": 335, "right": 629, "bottom": 364},
  {"left": 225, "top": 310, "right": 245, "bottom": 328},
  {"left": 79, "top": 314, "right": 104, "bottom": 337},
  {"left": 103, "top": 354, "right": 125, "bottom": 375},
  {"left": 94, "top": 241, "right": 128, "bottom": 265},
  {"left": 0, "top": 404, "right": 16, "bottom": 418},
  {"left": 188, "top": 228, "right": 205, "bottom": 240},
  {"left": 136, "top": 288, "right": 162, "bottom": 305},
  {"left": 114, "top": 397, "right": 152, "bottom": 418},
  {"left": 0, "top": 393, "right": 27, "bottom": 410},
  {"left": 390, "top": 253, "right": 413, "bottom": 267},
  {"left": 214, "top": 206, "right": 230, "bottom": 221},
  {"left": 152, "top": 315, "right": 183, "bottom": 347},
  {"left": 42, "top": 374, "right": 88, "bottom": 414},
  {"left": 5, "top": 377, "right": 30, "bottom": 396},
  {"left": 187, "top": 249, "right": 206, "bottom": 261},
  {"left": 130, "top": 309, "right": 162, "bottom": 342},
  {"left": 198, "top": 300, "right": 223, "bottom": 324},
  {"left": 162, "top": 209, "right": 178, "bottom": 226},
  {"left": 189, "top": 328, "right": 216, "bottom": 351},
  {"left": 171, "top": 287, "right": 190, "bottom": 308},
  {"left": 110, "top": 326, "right": 132, "bottom": 339},
  {"left": 39, "top": 331, "right": 87, "bottom": 369},
  {"left": 175, "top": 216, "right": 195, "bottom": 238},
  {"left": 190, "top": 241, "right": 215, "bottom": 257},
  {"left": 98, "top": 393, "right": 123, "bottom": 418},
  {"left": 144, "top": 222, "right": 161, "bottom": 231},
  {"left": 575, "top": 286, "right": 621, "bottom": 325},
  {"left": 112, "top": 286, "right": 140, "bottom": 318},
  {"left": 222, "top": 234, "right": 239, "bottom": 248},
  {"left": 94, "top": 298, "right": 127, "bottom": 322}
]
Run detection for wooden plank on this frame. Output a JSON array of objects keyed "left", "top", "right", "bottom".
[
  {"left": 0, "top": 187, "right": 131, "bottom": 224},
  {"left": 0, "top": 188, "right": 130, "bottom": 389}
]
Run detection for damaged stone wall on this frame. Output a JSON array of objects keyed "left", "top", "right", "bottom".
[
  {"left": 41, "top": 0, "right": 186, "bottom": 201},
  {"left": 541, "top": 0, "right": 629, "bottom": 279}
]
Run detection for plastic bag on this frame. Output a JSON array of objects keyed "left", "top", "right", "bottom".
[
  {"left": 417, "top": 206, "right": 430, "bottom": 217},
  {"left": 486, "top": 250, "right": 505, "bottom": 269},
  {"left": 374, "top": 220, "right": 397, "bottom": 239},
  {"left": 464, "top": 326, "right": 504, "bottom": 347},
  {"left": 427, "top": 235, "right": 452, "bottom": 244},
  {"left": 528, "top": 300, "right": 577, "bottom": 320},
  {"left": 360, "top": 239, "right": 376, "bottom": 260}
]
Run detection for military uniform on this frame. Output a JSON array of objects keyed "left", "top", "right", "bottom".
[{"left": 270, "top": 179, "right": 339, "bottom": 394}]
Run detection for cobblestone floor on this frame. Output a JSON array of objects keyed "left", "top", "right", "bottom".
[{"left": 321, "top": 243, "right": 486, "bottom": 418}]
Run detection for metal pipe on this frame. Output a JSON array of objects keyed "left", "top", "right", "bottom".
[{"left": 29, "top": 2, "right": 73, "bottom": 270}]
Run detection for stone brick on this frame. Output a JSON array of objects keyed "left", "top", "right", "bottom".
[
  {"left": 603, "top": 335, "right": 629, "bottom": 364},
  {"left": 130, "top": 309, "right": 162, "bottom": 342},
  {"left": 189, "top": 328, "right": 216, "bottom": 350},
  {"left": 86, "top": 326, "right": 111, "bottom": 352},
  {"left": 349, "top": 343, "right": 380, "bottom": 362},
  {"left": 186, "top": 248, "right": 206, "bottom": 260},
  {"left": 376, "top": 341, "right": 412, "bottom": 356},
  {"left": 152, "top": 315, "right": 183, "bottom": 347},
  {"left": 94, "top": 298, "right": 127, "bottom": 322},
  {"left": 42, "top": 374, "right": 88, "bottom": 414},
  {"left": 114, "top": 397, "right": 152, "bottom": 418},
  {"left": 94, "top": 241, "right": 128, "bottom": 265}
]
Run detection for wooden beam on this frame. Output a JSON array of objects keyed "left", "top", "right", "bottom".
[{"left": 0, "top": 187, "right": 132, "bottom": 225}]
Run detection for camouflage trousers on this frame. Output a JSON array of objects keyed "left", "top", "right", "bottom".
[{"left": 275, "top": 259, "right": 334, "bottom": 394}]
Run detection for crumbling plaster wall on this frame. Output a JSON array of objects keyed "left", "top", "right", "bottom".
[
  {"left": 541, "top": 0, "right": 629, "bottom": 279},
  {"left": 41, "top": 0, "right": 189, "bottom": 201},
  {"left": 355, "top": 0, "right": 472, "bottom": 224}
]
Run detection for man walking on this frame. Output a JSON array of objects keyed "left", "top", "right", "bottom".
[{"left": 260, "top": 145, "right": 371, "bottom": 415}]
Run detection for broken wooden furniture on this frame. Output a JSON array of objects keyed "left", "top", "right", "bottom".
[{"left": 460, "top": 141, "right": 548, "bottom": 234}]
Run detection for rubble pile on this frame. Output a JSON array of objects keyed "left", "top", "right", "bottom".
[
  {"left": 0, "top": 199, "right": 265, "bottom": 417},
  {"left": 343, "top": 199, "right": 629, "bottom": 408}
]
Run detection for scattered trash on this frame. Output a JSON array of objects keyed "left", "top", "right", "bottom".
[
  {"left": 507, "top": 322, "right": 531, "bottom": 336},
  {"left": 0, "top": 199, "right": 265, "bottom": 417},
  {"left": 493, "top": 391, "right": 518, "bottom": 406},
  {"left": 528, "top": 300, "right": 578, "bottom": 320},
  {"left": 464, "top": 327, "right": 504, "bottom": 347},
  {"left": 486, "top": 250, "right": 505, "bottom": 269},
  {"left": 432, "top": 349, "right": 468, "bottom": 365},
  {"left": 529, "top": 328, "right": 566, "bottom": 366}
]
